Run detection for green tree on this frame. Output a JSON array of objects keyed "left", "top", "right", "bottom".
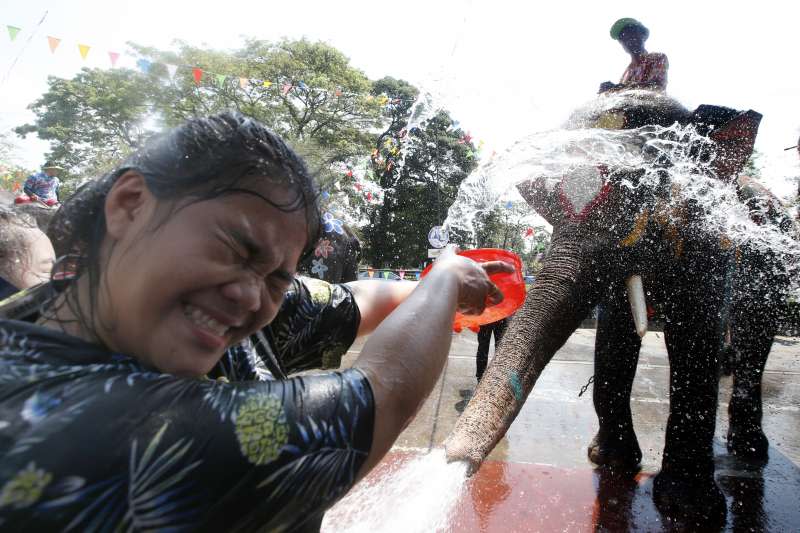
[
  {"left": 363, "top": 110, "right": 478, "bottom": 268},
  {"left": 132, "top": 39, "right": 382, "bottom": 165},
  {"left": 14, "top": 39, "right": 480, "bottom": 268},
  {"left": 19, "top": 39, "right": 384, "bottom": 201},
  {"left": 473, "top": 201, "right": 551, "bottom": 274},
  {"left": 16, "top": 68, "right": 153, "bottom": 180},
  {"left": 0, "top": 132, "right": 32, "bottom": 194}
]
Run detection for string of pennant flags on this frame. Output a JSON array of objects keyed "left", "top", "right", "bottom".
[
  {"left": 3, "top": 22, "right": 419, "bottom": 105},
  {"left": 5, "top": 21, "right": 501, "bottom": 208}
]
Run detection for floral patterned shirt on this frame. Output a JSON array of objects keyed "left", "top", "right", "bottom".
[
  {"left": 0, "top": 281, "right": 374, "bottom": 531},
  {"left": 214, "top": 276, "right": 361, "bottom": 381}
]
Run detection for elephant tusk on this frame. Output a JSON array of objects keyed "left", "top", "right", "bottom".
[{"left": 626, "top": 275, "right": 648, "bottom": 338}]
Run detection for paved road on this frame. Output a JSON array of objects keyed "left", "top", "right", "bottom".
[{"left": 333, "top": 329, "right": 800, "bottom": 532}]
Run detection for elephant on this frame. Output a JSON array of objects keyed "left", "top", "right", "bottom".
[
  {"left": 444, "top": 90, "right": 766, "bottom": 526},
  {"left": 590, "top": 170, "right": 799, "bottom": 470}
]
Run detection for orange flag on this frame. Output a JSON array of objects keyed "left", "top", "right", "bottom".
[
  {"left": 192, "top": 68, "right": 203, "bottom": 85},
  {"left": 108, "top": 52, "right": 120, "bottom": 67},
  {"left": 239, "top": 77, "right": 248, "bottom": 89},
  {"left": 78, "top": 44, "right": 90, "bottom": 60},
  {"left": 47, "top": 36, "right": 60, "bottom": 53}
]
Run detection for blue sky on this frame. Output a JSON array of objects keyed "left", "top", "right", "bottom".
[{"left": 1, "top": 0, "right": 798, "bottom": 198}]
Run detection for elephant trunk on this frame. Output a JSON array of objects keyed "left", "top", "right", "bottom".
[{"left": 445, "top": 225, "right": 593, "bottom": 471}]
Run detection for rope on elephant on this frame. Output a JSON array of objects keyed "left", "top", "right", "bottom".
[{"left": 578, "top": 374, "right": 595, "bottom": 397}]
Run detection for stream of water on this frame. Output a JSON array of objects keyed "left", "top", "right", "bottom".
[{"left": 322, "top": 449, "right": 468, "bottom": 533}]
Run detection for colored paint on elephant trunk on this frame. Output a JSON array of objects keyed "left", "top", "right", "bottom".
[{"left": 508, "top": 370, "right": 523, "bottom": 402}]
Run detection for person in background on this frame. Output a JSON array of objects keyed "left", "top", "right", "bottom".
[
  {"left": 599, "top": 18, "right": 668, "bottom": 94},
  {"left": 299, "top": 224, "right": 362, "bottom": 284},
  {"left": 0, "top": 206, "right": 55, "bottom": 300},
  {"left": 475, "top": 316, "right": 509, "bottom": 381},
  {"left": 19, "top": 163, "right": 62, "bottom": 206}
]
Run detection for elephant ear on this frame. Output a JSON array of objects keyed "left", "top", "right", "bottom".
[
  {"left": 689, "top": 106, "right": 762, "bottom": 182},
  {"left": 708, "top": 110, "right": 761, "bottom": 179}
]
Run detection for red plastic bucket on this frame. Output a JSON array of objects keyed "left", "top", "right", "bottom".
[{"left": 421, "top": 248, "right": 525, "bottom": 332}]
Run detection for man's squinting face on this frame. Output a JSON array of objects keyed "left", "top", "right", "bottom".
[{"left": 100, "top": 176, "right": 309, "bottom": 377}]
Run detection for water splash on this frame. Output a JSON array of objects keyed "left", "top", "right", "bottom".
[
  {"left": 322, "top": 449, "right": 468, "bottom": 533},
  {"left": 444, "top": 126, "right": 653, "bottom": 236},
  {"left": 442, "top": 96, "right": 800, "bottom": 290}
]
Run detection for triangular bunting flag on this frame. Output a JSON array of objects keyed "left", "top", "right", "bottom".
[
  {"left": 334, "top": 89, "right": 342, "bottom": 97},
  {"left": 47, "top": 36, "right": 60, "bottom": 54},
  {"left": 136, "top": 58, "right": 152, "bottom": 74},
  {"left": 78, "top": 44, "right": 90, "bottom": 60},
  {"left": 7, "top": 26, "right": 20, "bottom": 42},
  {"left": 262, "top": 80, "right": 272, "bottom": 88},
  {"left": 108, "top": 52, "right": 120, "bottom": 67},
  {"left": 239, "top": 77, "right": 248, "bottom": 89},
  {"left": 297, "top": 81, "right": 308, "bottom": 90},
  {"left": 192, "top": 68, "right": 203, "bottom": 85},
  {"left": 166, "top": 64, "right": 178, "bottom": 79},
  {"left": 281, "top": 83, "right": 292, "bottom": 95},
  {"left": 215, "top": 74, "right": 227, "bottom": 87}
]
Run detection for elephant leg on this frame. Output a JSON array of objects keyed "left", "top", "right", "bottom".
[
  {"left": 653, "top": 254, "right": 728, "bottom": 526},
  {"left": 588, "top": 290, "right": 642, "bottom": 471},
  {"left": 727, "top": 289, "right": 777, "bottom": 461}
]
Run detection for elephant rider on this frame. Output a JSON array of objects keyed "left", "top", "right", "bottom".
[
  {"left": 19, "top": 163, "right": 62, "bottom": 206},
  {"left": 599, "top": 18, "right": 668, "bottom": 94}
]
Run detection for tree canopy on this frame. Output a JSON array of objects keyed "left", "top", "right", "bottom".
[{"left": 14, "top": 38, "right": 483, "bottom": 267}]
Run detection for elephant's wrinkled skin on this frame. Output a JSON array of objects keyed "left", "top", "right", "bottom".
[{"left": 445, "top": 91, "right": 763, "bottom": 526}]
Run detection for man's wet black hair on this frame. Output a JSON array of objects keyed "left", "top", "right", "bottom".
[{"left": 46, "top": 112, "right": 321, "bottom": 335}]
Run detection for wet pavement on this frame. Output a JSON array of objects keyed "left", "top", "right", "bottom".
[{"left": 333, "top": 329, "right": 800, "bottom": 532}]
